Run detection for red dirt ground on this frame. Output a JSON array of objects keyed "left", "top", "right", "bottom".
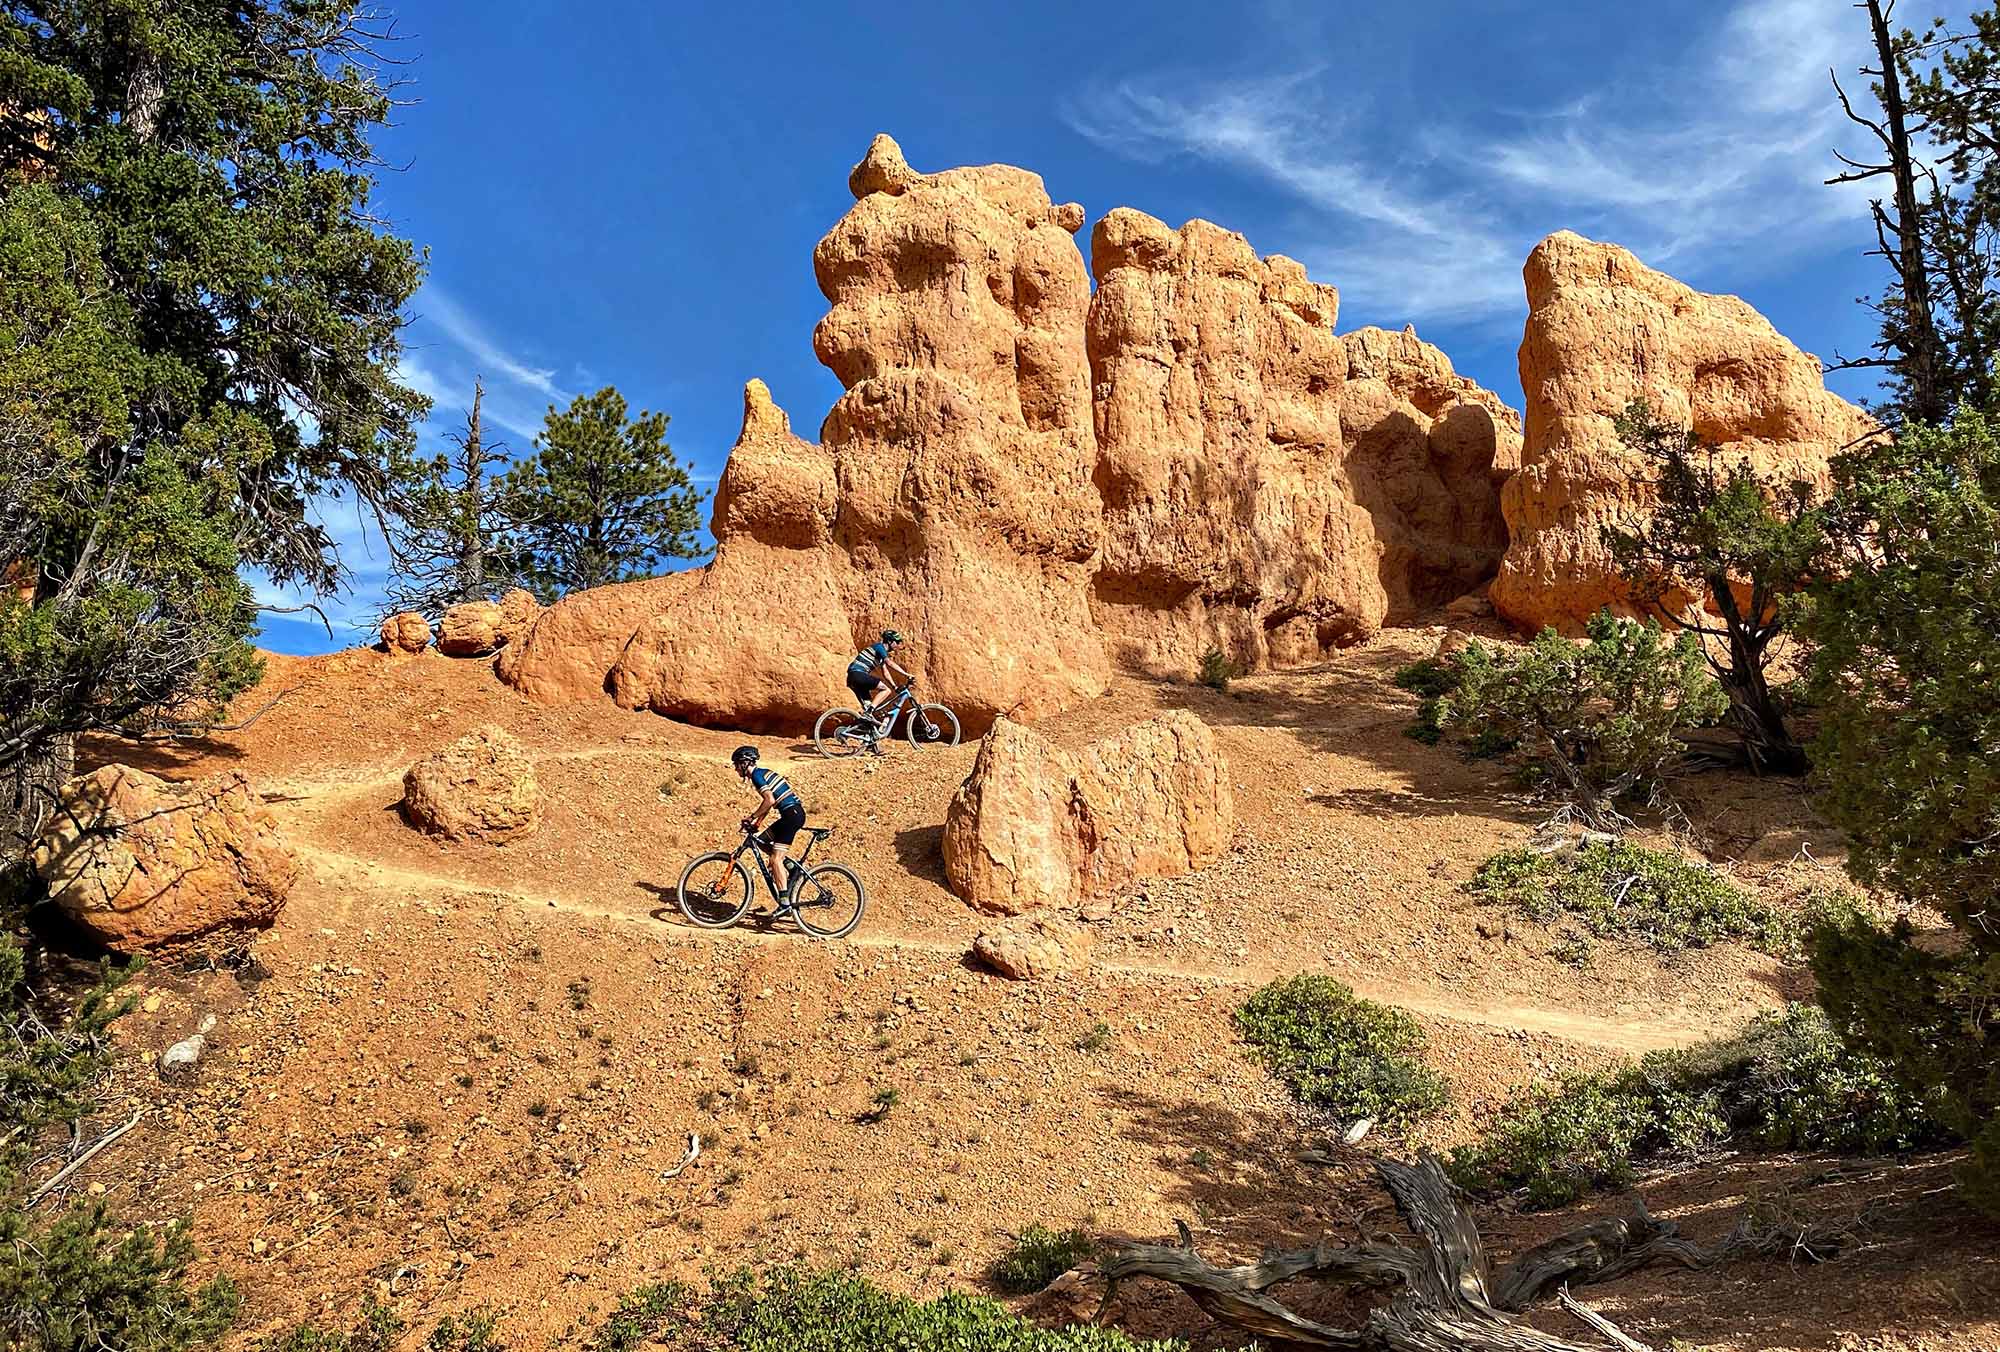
[{"left": 43, "top": 627, "right": 2000, "bottom": 1351}]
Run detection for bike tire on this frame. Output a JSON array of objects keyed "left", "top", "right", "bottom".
[
  {"left": 813, "top": 708, "right": 870, "bottom": 759},
  {"left": 677, "top": 850, "right": 754, "bottom": 928},
  {"left": 905, "top": 703, "right": 962, "bottom": 750},
  {"left": 791, "top": 863, "right": 866, "bottom": 939}
]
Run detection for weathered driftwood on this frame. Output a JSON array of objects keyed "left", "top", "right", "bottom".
[{"left": 1098, "top": 1155, "right": 1746, "bottom": 1352}]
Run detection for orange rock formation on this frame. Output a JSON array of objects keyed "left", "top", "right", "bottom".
[{"left": 1492, "top": 231, "right": 1873, "bottom": 631}]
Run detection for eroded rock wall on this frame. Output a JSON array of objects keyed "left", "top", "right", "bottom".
[
  {"left": 1492, "top": 231, "right": 1873, "bottom": 632},
  {"left": 501, "top": 136, "right": 1520, "bottom": 731}
]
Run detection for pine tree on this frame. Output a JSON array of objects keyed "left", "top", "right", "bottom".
[
  {"left": 0, "top": 2, "right": 427, "bottom": 860},
  {"left": 496, "top": 386, "right": 705, "bottom": 600}
]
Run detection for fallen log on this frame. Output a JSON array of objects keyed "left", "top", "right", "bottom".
[{"left": 1099, "top": 1154, "right": 1758, "bottom": 1352}]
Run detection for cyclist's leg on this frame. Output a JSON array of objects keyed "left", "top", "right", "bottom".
[{"left": 766, "top": 807, "right": 805, "bottom": 894}]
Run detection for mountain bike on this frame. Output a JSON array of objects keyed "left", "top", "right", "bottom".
[
  {"left": 675, "top": 822, "right": 867, "bottom": 938},
  {"left": 813, "top": 679, "right": 961, "bottom": 758}
]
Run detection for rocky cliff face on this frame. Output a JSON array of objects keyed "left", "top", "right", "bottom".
[
  {"left": 1493, "top": 231, "right": 1873, "bottom": 632},
  {"left": 497, "top": 136, "right": 1525, "bottom": 730}
]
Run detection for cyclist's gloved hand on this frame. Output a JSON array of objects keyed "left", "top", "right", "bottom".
[{"left": 740, "top": 817, "right": 755, "bottom": 833}]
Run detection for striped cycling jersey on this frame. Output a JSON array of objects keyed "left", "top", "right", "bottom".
[
  {"left": 848, "top": 641, "right": 888, "bottom": 675},
  {"left": 749, "top": 766, "right": 803, "bottom": 812}
]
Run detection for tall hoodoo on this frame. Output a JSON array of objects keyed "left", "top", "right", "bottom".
[
  {"left": 1492, "top": 231, "right": 1873, "bottom": 632},
  {"left": 499, "top": 136, "right": 1522, "bottom": 730}
]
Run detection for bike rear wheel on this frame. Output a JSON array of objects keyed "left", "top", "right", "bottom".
[
  {"left": 905, "top": 703, "right": 961, "bottom": 749},
  {"left": 813, "top": 708, "right": 870, "bottom": 759},
  {"left": 677, "top": 851, "right": 754, "bottom": 928},
  {"left": 790, "top": 863, "right": 866, "bottom": 939}
]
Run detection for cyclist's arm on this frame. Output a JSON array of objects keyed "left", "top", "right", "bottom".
[
  {"left": 885, "top": 659, "right": 913, "bottom": 684},
  {"left": 748, "top": 786, "right": 775, "bottom": 827}
]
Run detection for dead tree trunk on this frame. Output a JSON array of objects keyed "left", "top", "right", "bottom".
[
  {"left": 2, "top": 732, "right": 73, "bottom": 868},
  {"left": 1099, "top": 1156, "right": 1756, "bottom": 1352}
]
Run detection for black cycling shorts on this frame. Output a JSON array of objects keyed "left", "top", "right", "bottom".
[
  {"left": 759, "top": 804, "right": 806, "bottom": 848},
  {"left": 845, "top": 667, "right": 878, "bottom": 702}
]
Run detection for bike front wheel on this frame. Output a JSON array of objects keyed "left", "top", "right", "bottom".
[
  {"left": 791, "top": 863, "right": 866, "bottom": 939},
  {"left": 677, "top": 851, "right": 754, "bottom": 928},
  {"left": 813, "top": 708, "right": 870, "bottom": 759},
  {"left": 906, "top": 703, "right": 962, "bottom": 750}
]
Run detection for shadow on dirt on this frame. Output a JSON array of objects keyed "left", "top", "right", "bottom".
[{"left": 1083, "top": 1083, "right": 2000, "bottom": 1352}]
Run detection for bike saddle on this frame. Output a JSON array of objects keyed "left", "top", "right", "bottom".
[{"left": 807, "top": 826, "right": 834, "bottom": 840}]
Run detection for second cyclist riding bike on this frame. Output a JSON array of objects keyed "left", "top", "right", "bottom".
[{"left": 814, "top": 679, "right": 960, "bottom": 758}]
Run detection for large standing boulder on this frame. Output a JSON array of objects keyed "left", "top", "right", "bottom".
[
  {"left": 942, "top": 709, "right": 1232, "bottom": 914},
  {"left": 1492, "top": 231, "right": 1874, "bottom": 632},
  {"left": 400, "top": 725, "right": 542, "bottom": 843},
  {"left": 31, "top": 766, "right": 298, "bottom": 951},
  {"left": 379, "top": 611, "right": 431, "bottom": 654}
]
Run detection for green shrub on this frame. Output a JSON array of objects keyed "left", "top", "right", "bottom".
[
  {"left": 0, "top": 1204, "right": 240, "bottom": 1352},
  {"left": 589, "top": 1268, "right": 1184, "bottom": 1350},
  {"left": 990, "top": 1224, "right": 1096, "bottom": 1294},
  {"left": 1437, "top": 611, "right": 1726, "bottom": 829},
  {"left": 1236, "top": 975, "right": 1449, "bottom": 1126},
  {"left": 1465, "top": 840, "right": 1782, "bottom": 954},
  {"left": 1392, "top": 657, "right": 1461, "bottom": 700},
  {"left": 1450, "top": 1003, "right": 1954, "bottom": 1208},
  {"left": 1197, "top": 649, "right": 1238, "bottom": 691},
  {"left": 1394, "top": 658, "right": 1462, "bottom": 744},
  {"left": 1802, "top": 415, "right": 2000, "bottom": 1211},
  {"left": 263, "top": 1300, "right": 404, "bottom": 1352},
  {"left": 0, "top": 937, "right": 238, "bottom": 1352}
]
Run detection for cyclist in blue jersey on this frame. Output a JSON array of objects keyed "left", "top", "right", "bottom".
[
  {"left": 732, "top": 745, "right": 807, "bottom": 897},
  {"left": 846, "top": 629, "right": 913, "bottom": 725}
]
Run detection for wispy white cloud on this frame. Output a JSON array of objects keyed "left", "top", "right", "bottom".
[
  {"left": 416, "top": 287, "right": 573, "bottom": 405},
  {"left": 1063, "top": 0, "right": 1891, "bottom": 327}
]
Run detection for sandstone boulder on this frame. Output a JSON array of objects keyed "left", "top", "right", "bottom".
[
  {"left": 971, "top": 911, "right": 1094, "bottom": 980},
  {"left": 379, "top": 611, "right": 431, "bottom": 654},
  {"left": 1492, "top": 231, "right": 1874, "bottom": 632},
  {"left": 400, "top": 725, "right": 541, "bottom": 843},
  {"left": 496, "top": 574, "right": 691, "bottom": 703},
  {"left": 942, "top": 709, "right": 1231, "bottom": 914},
  {"left": 497, "top": 587, "right": 541, "bottom": 642},
  {"left": 31, "top": 766, "right": 298, "bottom": 951},
  {"left": 438, "top": 600, "right": 505, "bottom": 656}
]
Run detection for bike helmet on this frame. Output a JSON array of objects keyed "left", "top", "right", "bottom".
[
  {"left": 731, "top": 745, "right": 759, "bottom": 770},
  {"left": 882, "top": 628, "right": 904, "bottom": 646}
]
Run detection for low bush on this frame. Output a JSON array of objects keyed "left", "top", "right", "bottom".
[
  {"left": 1449, "top": 1003, "right": 1954, "bottom": 1208},
  {"left": 991, "top": 1223, "right": 1096, "bottom": 1294},
  {"left": 1393, "top": 658, "right": 1461, "bottom": 744},
  {"left": 1197, "top": 648, "right": 1238, "bottom": 691},
  {"left": 1437, "top": 611, "right": 1726, "bottom": 830},
  {"left": 1465, "top": 839, "right": 1783, "bottom": 954},
  {"left": 1236, "top": 974, "right": 1449, "bottom": 1126},
  {"left": 0, "top": 935, "right": 239, "bottom": 1352},
  {"left": 590, "top": 1268, "right": 1185, "bottom": 1350}
]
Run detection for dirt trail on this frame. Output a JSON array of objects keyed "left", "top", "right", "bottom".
[{"left": 292, "top": 839, "right": 1712, "bottom": 1054}]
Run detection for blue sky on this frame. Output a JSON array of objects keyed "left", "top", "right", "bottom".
[{"left": 259, "top": 0, "right": 1917, "bottom": 654}]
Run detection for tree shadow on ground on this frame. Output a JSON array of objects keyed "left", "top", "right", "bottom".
[
  {"left": 75, "top": 731, "right": 248, "bottom": 778},
  {"left": 1081, "top": 1082, "right": 2000, "bottom": 1352}
]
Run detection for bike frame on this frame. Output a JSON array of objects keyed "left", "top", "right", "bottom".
[{"left": 719, "top": 826, "right": 823, "bottom": 904}]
